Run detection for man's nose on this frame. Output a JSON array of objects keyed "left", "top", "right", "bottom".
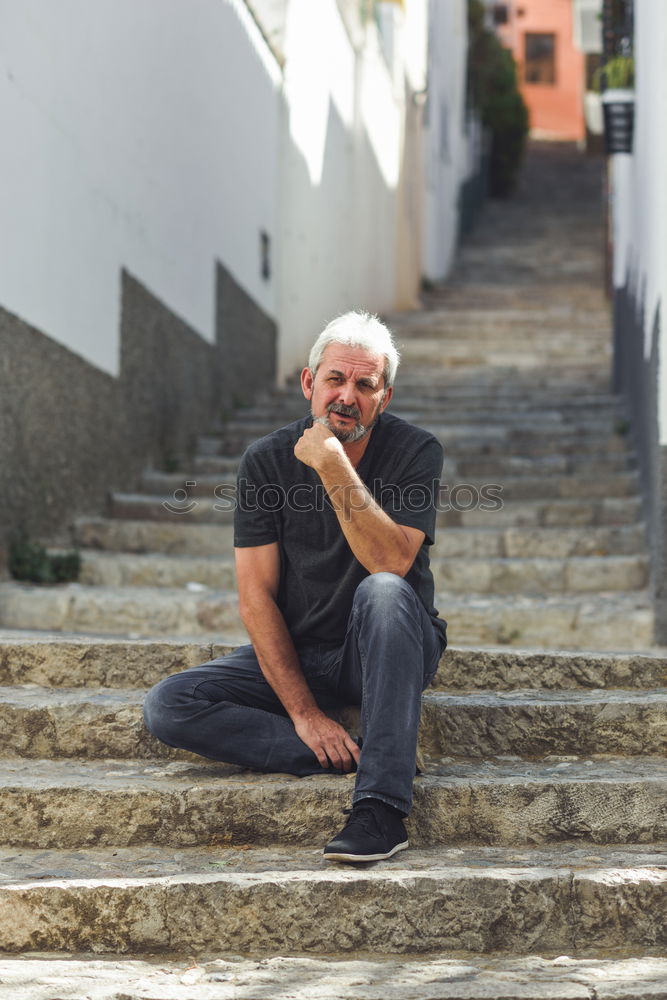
[{"left": 337, "top": 382, "right": 357, "bottom": 405}]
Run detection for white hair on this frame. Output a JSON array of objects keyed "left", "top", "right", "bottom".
[{"left": 308, "top": 311, "right": 400, "bottom": 388}]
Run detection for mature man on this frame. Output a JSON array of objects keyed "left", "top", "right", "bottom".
[{"left": 144, "top": 311, "right": 447, "bottom": 862}]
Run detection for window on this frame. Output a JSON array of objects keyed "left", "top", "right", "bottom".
[
  {"left": 493, "top": 3, "right": 509, "bottom": 25},
  {"left": 524, "top": 33, "right": 556, "bottom": 84}
]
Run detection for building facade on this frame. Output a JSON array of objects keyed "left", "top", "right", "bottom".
[{"left": 485, "top": 0, "right": 593, "bottom": 142}]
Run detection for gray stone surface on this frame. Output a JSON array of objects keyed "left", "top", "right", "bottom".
[
  {"left": 0, "top": 845, "right": 666, "bottom": 955},
  {"left": 2, "top": 637, "right": 666, "bottom": 691},
  {"left": 0, "top": 756, "right": 666, "bottom": 850},
  {"left": 2, "top": 685, "right": 667, "bottom": 761},
  {"left": 5, "top": 954, "right": 667, "bottom": 1000}
]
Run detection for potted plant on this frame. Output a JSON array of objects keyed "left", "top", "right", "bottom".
[{"left": 594, "top": 55, "right": 635, "bottom": 154}]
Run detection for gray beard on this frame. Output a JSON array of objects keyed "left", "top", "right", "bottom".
[
  {"left": 313, "top": 414, "right": 368, "bottom": 443},
  {"left": 313, "top": 402, "right": 381, "bottom": 443}
]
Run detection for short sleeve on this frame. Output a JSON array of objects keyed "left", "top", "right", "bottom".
[
  {"left": 233, "top": 447, "right": 280, "bottom": 548},
  {"left": 377, "top": 436, "right": 443, "bottom": 546}
]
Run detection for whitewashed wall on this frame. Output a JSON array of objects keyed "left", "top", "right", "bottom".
[
  {"left": 617, "top": 0, "right": 667, "bottom": 441},
  {"left": 276, "top": 0, "right": 408, "bottom": 379},
  {"left": 0, "top": 0, "right": 281, "bottom": 377},
  {"left": 422, "top": 0, "right": 469, "bottom": 282},
  {"left": 0, "top": 0, "right": 458, "bottom": 386}
]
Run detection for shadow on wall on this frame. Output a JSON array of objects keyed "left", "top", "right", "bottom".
[
  {"left": 613, "top": 281, "right": 665, "bottom": 642},
  {"left": 0, "top": 264, "right": 276, "bottom": 559}
]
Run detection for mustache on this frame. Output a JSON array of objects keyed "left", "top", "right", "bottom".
[{"left": 326, "top": 403, "right": 361, "bottom": 421}]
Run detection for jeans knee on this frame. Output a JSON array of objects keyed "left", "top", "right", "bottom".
[
  {"left": 354, "top": 572, "right": 414, "bottom": 614},
  {"left": 356, "top": 571, "right": 409, "bottom": 597}
]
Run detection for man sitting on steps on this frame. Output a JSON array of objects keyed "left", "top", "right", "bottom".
[{"left": 144, "top": 310, "right": 447, "bottom": 862}]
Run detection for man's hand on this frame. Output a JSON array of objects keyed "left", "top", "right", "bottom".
[
  {"left": 294, "top": 421, "right": 344, "bottom": 472},
  {"left": 294, "top": 708, "right": 361, "bottom": 772}
]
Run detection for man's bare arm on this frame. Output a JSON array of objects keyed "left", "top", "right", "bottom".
[
  {"left": 294, "top": 423, "right": 425, "bottom": 576},
  {"left": 235, "top": 543, "right": 360, "bottom": 771}
]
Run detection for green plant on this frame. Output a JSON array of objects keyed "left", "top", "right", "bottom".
[
  {"left": 593, "top": 55, "right": 635, "bottom": 92},
  {"left": 467, "top": 0, "right": 529, "bottom": 197},
  {"left": 9, "top": 535, "right": 80, "bottom": 585}
]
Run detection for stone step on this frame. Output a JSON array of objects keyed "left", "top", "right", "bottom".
[
  {"left": 441, "top": 496, "right": 641, "bottom": 528},
  {"left": 71, "top": 521, "right": 649, "bottom": 561},
  {"left": 219, "top": 394, "right": 624, "bottom": 417},
  {"left": 1, "top": 638, "right": 665, "bottom": 692},
  {"left": 75, "top": 551, "right": 649, "bottom": 594},
  {"left": 2, "top": 685, "right": 666, "bottom": 760},
  {"left": 156, "top": 469, "right": 641, "bottom": 502},
  {"left": 0, "top": 843, "right": 666, "bottom": 955},
  {"left": 99, "top": 499, "right": 646, "bottom": 557},
  {"left": 447, "top": 453, "right": 633, "bottom": 479},
  {"left": 108, "top": 493, "right": 235, "bottom": 524},
  {"left": 1, "top": 756, "right": 665, "bottom": 850},
  {"left": 397, "top": 345, "right": 611, "bottom": 369},
  {"left": 204, "top": 427, "right": 630, "bottom": 460},
  {"left": 7, "top": 955, "right": 667, "bottom": 1000},
  {"left": 442, "top": 592, "right": 654, "bottom": 650},
  {"left": 0, "top": 584, "right": 653, "bottom": 648},
  {"left": 0, "top": 582, "right": 243, "bottom": 638},
  {"left": 141, "top": 476, "right": 641, "bottom": 526},
  {"left": 435, "top": 555, "right": 648, "bottom": 594}
]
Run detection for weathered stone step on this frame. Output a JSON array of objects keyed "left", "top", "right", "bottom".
[
  {"left": 204, "top": 427, "right": 630, "bottom": 461},
  {"left": 73, "top": 518, "right": 647, "bottom": 557},
  {"left": 140, "top": 477, "right": 640, "bottom": 526},
  {"left": 419, "top": 688, "right": 667, "bottom": 758},
  {"left": 98, "top": 501, "right": 646, "bottom": 558},
  {"left": 0, "top": 582, "right": 242, "bottom": 637},
  {"left": 444, "top": 592, "right": 654, "bottom": 650},
  {"left": 1, "top": 756, "right": 665, "bottom": 850},
  {"left": 0, "top": 584, "right": 653, "bottom": 648},
  {"left": 234, "top": 399, "right": 624, "bottom": 423},
  {"left": 436, "top": 555, "right": 648, "bottom": 594},
  {"left": 1, "top": 843, "right": 666, "bottom": 955},
  {"left": 77, "top": 551, "right": 239, "bottom": 589},
  {"left": 2, "top": 638, "right": 664, "bottom": 692},
  {"left": 447, "top": 453, "right": 633, "bottom": 479},
  {"left": 398, "top": 344, "right": 610, "bottom": 369},
  {"left": 5, "top": 954, "right": 667, "bottom": 1000},
  {"left": 442, "top": 496, "right": 641, "bottom": 528},
  {"left": 156, "top": 470, "right": 641, "bottom": 503},
  {"left": 75, "top": 551, "right": 648, "bottom": 594},
  {"left": 2, "top": 685, "right": 666, "bottom": 759},
  {"left": 73, "top": 517, "right": 236, "bottom": 555}
]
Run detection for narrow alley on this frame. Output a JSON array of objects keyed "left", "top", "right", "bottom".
[
  {"left": 1, "top": 144, "right": 667, "bottom": 989},
  {"left": 0, "top": 143, "right": 652, "bottom": 651}
]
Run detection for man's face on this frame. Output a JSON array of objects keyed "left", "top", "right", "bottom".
[{"left": 301, "top": 343, "right": 393, "bottom": 443}]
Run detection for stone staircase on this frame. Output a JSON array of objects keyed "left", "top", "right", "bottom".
[{"left": 2, "top": 143, "right": 667, "bottom": 995}]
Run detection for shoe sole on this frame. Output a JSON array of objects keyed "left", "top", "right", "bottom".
[{"left": 323, "top": 840, "right": 409, "bottom": 863}]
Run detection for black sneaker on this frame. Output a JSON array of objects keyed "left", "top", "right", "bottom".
[{"left": 323, "top": 799, "right": 409, "bottom": 863}]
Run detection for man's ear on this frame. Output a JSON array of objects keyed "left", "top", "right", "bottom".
[
  {"left": 301, "top": 367, "right": 314, "bottom": 400},
  {"left": 380, "top": 385, "right": 393, "bottom": 411}
]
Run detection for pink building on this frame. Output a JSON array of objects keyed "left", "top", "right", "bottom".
[{"left": 490, "top": 0, "right": 588, "bottom": 141}]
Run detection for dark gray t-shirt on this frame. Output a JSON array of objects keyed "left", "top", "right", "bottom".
[{"left": 234, "top": 411, "right": 446, "bottom": 645}]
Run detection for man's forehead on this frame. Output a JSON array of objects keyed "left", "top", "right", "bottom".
[{"left": 319, "top": 343, "right": 384, "bottom": 377}]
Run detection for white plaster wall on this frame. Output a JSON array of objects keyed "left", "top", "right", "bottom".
[
  {"left": 0, "top": 0, "right": 281, "bottom": 376},
  {"left": 276, "top": 0, "right": 407, "bottom": 379},
  {"left": 618, "top": 0, "right": 667, "bottom": 441},
  {"left": 422, "top": 0, "right": 469, "bottom": 282}
]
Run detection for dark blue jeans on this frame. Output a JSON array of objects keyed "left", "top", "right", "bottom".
[{"left": 143, "top": 573, "right": 446, "bottom": 814}]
